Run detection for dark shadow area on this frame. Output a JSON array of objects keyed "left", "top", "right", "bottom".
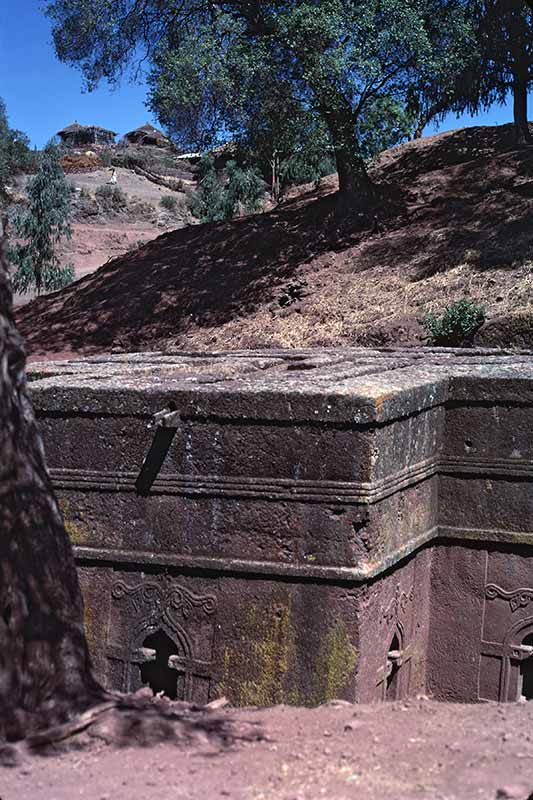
[
  {"left": 519, "top": 633, "right": 533, "bottom": 702},
  {"left": 139, "top": 630, "right": 181, "bottom": 700},
  {"left": 21, "top": 694, "right": 264, "bottom": 759},
  {"left": 135, "top": 428, "right": 177, "bottom": 496},
  {"left": 15, "top": 122, "right": 533, "bottom": 355},
  {"left": 386, "top": 632, "right": 402, "bottom": 702}
]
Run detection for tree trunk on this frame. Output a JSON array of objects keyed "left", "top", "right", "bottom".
[
  {"left": 315, "top": 92, "right": 374, "bottom": 202},
  {"left": 0, "top": 239, "right": 103, "bottom": 742},
  {"left": 513, "top": 74, "right": 531, "bottom": 144},
  {"left": 270, "top": 151, "right": 280, "bottom": 204},
  {"left": 334, "top": 145, "right": 373, "bottom": 199}
]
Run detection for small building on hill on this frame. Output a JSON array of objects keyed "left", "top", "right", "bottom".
[
  {"left": 176, "top": 141, "right": 235, "bottom": 170},
  {"left": 123, "top": 124, "right": 173, "bottom": 148},
  {"left": 57, "top": 122, "right": 116, "bottom": 148}
]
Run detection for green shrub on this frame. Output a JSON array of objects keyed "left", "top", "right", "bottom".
[
  {"left": 160, "top": 194, "right": 178, "bottom": 211},
  {"left": 100, "top": 149, "right": 112, "bottom": 167},
  {"left": 188, "top": 155, "right": 266, "bottom": 223},
  {"left": 423, "top": 299, "right": 486, "bottom": 346},
  {"left": 95, "top": 184, "right": 127, "bottom": 211}
]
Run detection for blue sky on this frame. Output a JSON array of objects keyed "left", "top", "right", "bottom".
[
  {"left": 0, "top": 0, "right": 528, "bottom": 149},
  {"left": 0, "top": 0, "right": 158, "bottom": 147}
]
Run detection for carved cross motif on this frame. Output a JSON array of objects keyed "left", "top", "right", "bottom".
[
  {"left": 107, "top": 576, "right": 217, "bottom": 701},
  {"left": 485, "top": 584, "right": 533, "bottom": 613}
]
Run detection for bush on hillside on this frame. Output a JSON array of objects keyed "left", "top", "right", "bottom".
[
  {"left": 189, "top": 155, "right": 266, "bottom": 223},
  {"left": 160, "top": 194, "right": 178, "bottom": 211},
  {"left": 423, "top": 299, "right": 486, "bottom": 346},
  {"left": 95, "top": 183, "right": 127, "bottom": 211}
]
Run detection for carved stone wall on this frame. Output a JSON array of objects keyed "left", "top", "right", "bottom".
[
  {"left": 28, "top": 348, "right": 533, "bottom": 705},
  {"left": 106, "top": 575, "right": 217, "bottom": 702}
]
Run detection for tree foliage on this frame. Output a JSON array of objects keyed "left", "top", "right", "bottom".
[
  {"left": 0, "top": 99, "right": 34, "bottom": 215},
  {"left": 9, "top": 141, "right": 74, "bottom": 295},
  {"left": 189, "top": 154, "right": 265, "bottom": 222},
  {"left": 45, "top": 0, "right": 474, "bottom": 199},
  {"left": 450, "top": 1, "right": 533, "bottom": 143}
]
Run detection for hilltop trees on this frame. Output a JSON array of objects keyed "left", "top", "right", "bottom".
[
  {"left": 9, "top": 140, "right": 74, "bottom": 295},
  {"left": 453, "top": 1, "right": 533, "bottom": 143},
  {"left": 0, "top": 99, "right": 34, "bottom": 233},
  {"left": 0, "top": 99, "right": 32, "bottom": 197},
  {"left": 151, "top": 39, "right": 335, "bottom": 202},
  {"left": 45, "top": 0, "right": 473, "bottom": 201}
]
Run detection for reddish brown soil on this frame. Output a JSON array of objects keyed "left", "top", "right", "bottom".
[
  {"left": 60, "top": 222, "right": 163, "bottom": 280},
  {"left": 15, "top": 124, "right": 533, "bottom": 359},
  {"left": 3, "top": 699, "right": 533, "bottom": 799}
]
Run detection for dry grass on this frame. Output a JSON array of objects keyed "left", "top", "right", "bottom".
[{"left": 16, "top": 123, "right": 533, "bottom": 357}]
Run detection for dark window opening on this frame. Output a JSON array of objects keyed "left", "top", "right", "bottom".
[
  {"left": 140, "top": 630, "right": 180, "bottom": 700},
  {"left": 386, "top": 633, "right": 402, "bottom": 701},
  {"left": 519, "top": 633, "right": 533, "bottom": 702}
]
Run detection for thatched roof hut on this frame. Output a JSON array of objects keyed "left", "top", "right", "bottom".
[
  {"left": 123, "top": 124, "right": 172, "bottom": 148},
  {"left": 57, "top": 122, "right": 116, "bottom": 148}
]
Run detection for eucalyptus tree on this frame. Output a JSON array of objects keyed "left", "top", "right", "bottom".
[
  {"left": 9, "top": 140, "right": 74, "bottom": 295},
  {"left": 46, "top": 0, "right": 473, "bottom": 200},
  {"left": 0, "top": 99, "right": 33, "bottom": 234}
]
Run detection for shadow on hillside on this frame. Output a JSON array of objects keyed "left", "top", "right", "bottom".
[
  {"left": 15, "top": 192, "right": 379, "bottom": 355},
  {"left": 376, "top": 123, "right": 532, "bottom": 181},
  {"left": 15, "top": 122, "right": 533, "bottom": 356},
  {"left": 359, "top": 135, "right": 533, "bottom": 282}
]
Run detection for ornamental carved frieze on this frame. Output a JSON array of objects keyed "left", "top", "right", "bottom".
[
  {"left": 111, "top": 577, "right": 217, "bottom": 624},
  {"left": 485, "top": 584, "right": 533, "bottom": 613},
  {"left": 381, "top": 584, "right": 415, "bottom": 626},
  {"left": 107, "top": 576, "right": 217, "bottom": 700}
]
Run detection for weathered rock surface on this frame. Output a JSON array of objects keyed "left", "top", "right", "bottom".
[{"left": 28, "top": 348, "right": 533, "bottom": 706}]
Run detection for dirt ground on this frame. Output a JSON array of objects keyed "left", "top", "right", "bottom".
[
  {"left": 63, "top": 222, "right": 160, "bottom": 277},
  {"left": 3, "top": 699, "right": 533, "bottom": 800},
  {"left": 20, "top": 166, "right": 191, "bottom": 207},
  {"left": 15, "top": 123, "right": 533, "bottom": 359},
  {"left": 13, "top": 165, "right": 193, "bottom": 306},
  {"left": 65, "top": 166, "right": 194, "bottom": 203}
]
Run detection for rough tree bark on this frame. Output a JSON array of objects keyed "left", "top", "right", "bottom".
[
  {"left": 317, "top": 99, "right": 374, "bottom": 202},
  {"left": 0, "top": 240, "right": 102, "bottom": 742},
  {"left": 334, "top": 143, "right": 374, "bottom": 199},
  {"left": 509, "top": 6, "right": 532, "bottom": 145},
  {"left": 513, "top": 72, "right": 532, "bottom": 144}
]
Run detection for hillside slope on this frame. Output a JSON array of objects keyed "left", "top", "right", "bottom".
[
  {"left": 13, "top": 163, "right": 195, "bottom": 306},
  {"left": 16, "top": 124, "right": 533, "bottom": 358}
]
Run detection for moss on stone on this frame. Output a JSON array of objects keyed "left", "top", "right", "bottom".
[
  {"left": 59, "top": 498, "right": 93, "bottom": 545},
  {"left": 219, "top": 598, "right": 357, "bottom": 707},
  {"left": 312, "top": 619, "right": 357, "bottom": 704},
  {"left": 221, "top": 596, "right": 299, "bottom": 706}
]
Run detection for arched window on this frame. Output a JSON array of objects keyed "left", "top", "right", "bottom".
[
  {"left": 139, "top": 629, "right": 182, "bottom": 700},
  {"left": 518, "top": 633, "right": 533, "bottom": 702},
  {"left": 386, "top": 632, "right": 402, "bottom": 701}
]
